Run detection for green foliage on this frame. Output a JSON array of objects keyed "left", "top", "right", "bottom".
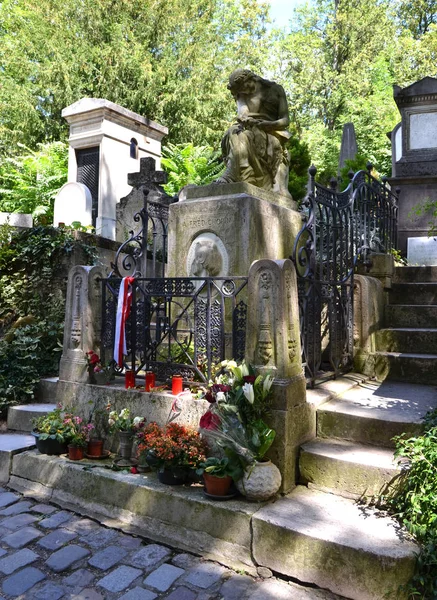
[
  {"left": 381, "top": 413, "right": 437, "bottom": 598},
  {"left": 196, "top": 455, "right": 242, "bottom": 480},
  {"left": 287, "top": 132, "right": 311, "bottom": 202},
  {"left": 338, "top": 155, "right": 369, "bottom": 191},
  {"left": 161, "top": 143, "right": 224, "bottom": 196},
  {"left": 0, "top": 224, "right": 97, "bottom": 410},
  {"left": 0, "top": 142, "right": 68, "bottom": 222}
]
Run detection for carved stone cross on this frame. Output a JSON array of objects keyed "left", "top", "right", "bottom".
[{"left": 127, "top": 157, "right": 168, "bottom": 188}]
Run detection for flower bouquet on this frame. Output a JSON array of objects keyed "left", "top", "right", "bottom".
[
  {"left": 85, "top": 350, "right": 113, "bottom": 384},
  {"left": 198, "top": 360, "right": 281, "bottom": 500},
  {"left": 137, "top": 422, "right": 207, "bottom": 485},
  {"left": 62, "top": 415, "right": 95, "bottom": 460},
  {"left": 107, "top": 406, "right": 146, "bottom": 462},
  {"left": 32, "top": 404, "right": 76, "bottom": 455}
]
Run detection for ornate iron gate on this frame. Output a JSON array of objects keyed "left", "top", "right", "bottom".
[{"left": 292, "top": 164, "right": 398, "bottom": 387}]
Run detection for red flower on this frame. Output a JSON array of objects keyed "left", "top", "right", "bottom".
[
  {"left": 243, "top": 375, "right": 256, "bottom": 384},
  {"left": 199, "top": 411, "right": 220, "bottom": 430},
  {"left": 130, "top": 466, "right": 138, "bottom": 474}
]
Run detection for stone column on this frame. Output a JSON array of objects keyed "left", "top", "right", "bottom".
[
  {"left": 59, "top": 265, "right": 108, "bottom": 383},
  {"left": 245, "top": 258, "right": 313, "bottom": 493}
]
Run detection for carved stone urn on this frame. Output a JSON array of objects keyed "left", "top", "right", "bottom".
[{"left": 235, "top": 460, "right": 281, "bottom": 501}]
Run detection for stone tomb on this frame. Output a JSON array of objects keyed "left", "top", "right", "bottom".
[
  {"left": 53, "top": 182, "right": 92, "bottom": 228},
  {"left": 167, "top": 182, "right": 302, "bottom": 278}
]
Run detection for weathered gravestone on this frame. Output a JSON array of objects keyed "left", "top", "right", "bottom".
[
  {"left": 407, "top": 236, "right": 437, "bottom": 265},
  {"left": 53, "top": 182, "right": 92, "bottom": 228},
  {"left": 338, "top": 122, "right": 358, "bottom": 177}
]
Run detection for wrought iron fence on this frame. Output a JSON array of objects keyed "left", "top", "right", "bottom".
[
  {"left": 292, "top": 163, "right": 398, "bottom": 387},
  {"left": 101, "top": 276, "right": 248, "bottom": 383}
]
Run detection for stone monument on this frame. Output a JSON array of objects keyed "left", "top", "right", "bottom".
[
  {"left": 53, "top": 182, "right": 92, "bottom": 228},
  {"left": 338, "top": 122, "right": 357, "bottom": 177},
  {"left": 388, "top": 77, "right": 437, "bottom": 254},
  {"left": 167, "top": 70, "right": 302, "bottom": 279},
  {"left": 62, "top": 98, "right": 168, "bottom": 240}
]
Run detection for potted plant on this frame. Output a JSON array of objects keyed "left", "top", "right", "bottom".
[
  {"left": 199, "top": 360, "right": 281, "bottom": 501},
  {"left": 86, "top": 407, "right": 107, "bottom": 457},
  {"left": 107, "top": 405, "right": 145, "bottom": 460},
  {"left": 196, "top": 456, "right": 241, "bottom": 497},
  {"left": 64, "top": 416, "right": 95, "bottom": 461},
  {"left": 32, "top": 404, "right": 75, "bottom": 455},
  {"left": 137, "top": 422, "right": 207, "bottom": 485}
]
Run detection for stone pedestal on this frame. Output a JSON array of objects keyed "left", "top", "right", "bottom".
[
  {"left": 167, "top": 183, "right": 302, "bottom": 278},
  {"left": 59, "top": 265, "right": 108, "bottom": 383},
  {"left": 356, "top": 253, "right": 395, "bottom": 289},
  {"left": 245, "top": 259, "right": 310, "bottom": 493}
]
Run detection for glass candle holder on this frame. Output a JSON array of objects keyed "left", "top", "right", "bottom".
[
  {"left": 172, "top": 374, "right": 183, "bottom": 395},
  {"left": 145, "top": 371, "right": 156, "bottom": 392},
  {"left": 125, "top": 370, "right": 135, "bottom": 389}
]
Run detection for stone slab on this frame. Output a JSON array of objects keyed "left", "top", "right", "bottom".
[
  {"left": 0, "top": 548, "right": 39, "bottom": 574},
  {"left": 7, "top": 404, "right": 56, "bottom": 432},
  {"left": 1, "top": 566, "right": 45, "bottom": 596},
  {"left": 10, "top": 450, "right": 259, "bottom": 571},
  {"left": 37, "top": 528, "right": 78, "bottom": 550},
  {"left": 45, "top": 544, "right": 90, "bottom": 572},
  {"left": 143, "top": 563, "right": 184, "bottom": 591},
  {"left": 252, "top": 486, "right": 418, "bottom": 600},
  {"left": 87, "top": 545, "right": 127, "bottom": 570},
  {"left": 97, "top": 565, "right": 143, "bottom": 593},
  {"left": 407, "top": 236, "right": 437, "bottom": 266},
  {"left": 3, "top": 526, "right": 42, "bottom": 548},
  {"left": 300, "top": 438, "right": 399, "bottom": 498}
]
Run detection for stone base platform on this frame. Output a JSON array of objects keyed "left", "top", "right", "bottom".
[{"left": 9, "top": 450, "right": 418, "bottom": 600}]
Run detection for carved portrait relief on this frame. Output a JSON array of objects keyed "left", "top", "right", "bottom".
[{"left": 186, "top": 233, "right": 229, "bottom": 278}]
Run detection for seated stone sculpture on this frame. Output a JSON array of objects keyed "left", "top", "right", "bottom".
[{"left": 216, "top": 69, "right": 292, "bottom": 198}]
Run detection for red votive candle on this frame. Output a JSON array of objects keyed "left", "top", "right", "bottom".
[
  {"left": 125, "top": 370, "right": 135, "bottom": 389},
  {"left": 172, "top": 374, "right": 183, "bottom": 395},
  {"left": 145, "top": 371, "right": 156, "bottom": 392}
]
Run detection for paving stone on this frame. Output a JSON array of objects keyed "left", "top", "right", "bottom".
[
  {"left": 130, "top": 544, "right": 171, "bottom": 570},
  {"left": 66, "top": 517, "right": 100, "bottom": 534},
  {"left": 63, "top": 568, "right": 96, "bottom": 588},
  {"left": 97, "top": 565, "right": 143, "bottom": 593},
  {"left": 0, "top": 548, "right": 39, "bottom": 574},
  {"left": 117, "top": 532, "right": 143, "bottom": 549},
  {"left": 0, "top": 492, "right": 20, "bottom": 508},
  {"left": 68, "top": 589, "right": 104, "bottom": 600},
  {"left": 79, "top": 526, "right": 118, "bottom": 548},
  {"left": 220, "top": 575, "right": 256, "bottom": 600},
  {"left": 29, "top": 581, "right": 65, "bottom": 600},
  {"left": 172, "top": 553, "right": 199, "bottom": 569},
  {"left": 0, "top": 500, "right": 33, "bottom": 516},
  {"left": 2, "top": 566, "right": 46, "bottom": 596},
  {"left": 165, "top": 587, "right": 197, "bottom": 600},
  {"left": 37, "top": 527, "right": 78, "bottom": 550},
  {"left": 88, "top": 544, "right": 128, "bottom": 570},
  {"left": 40, "top": 510, "right": 73, "bottom": 529},
  {"left": 119, "top": 587, "right": 158, "bottom": 600},
  {"left": 0, "top": 512, "right": 38, "bottom": 530},
  {"left": 0, "top": 549, "right": 6, "bottom": 559},
  {"left": 185, "top": 562, "right": 227, "bottom": 589},
  {"left": 45, "top": 544, "right": 90, "bottom": 572},
  {"left": 30, "top": 503, "right": 57, "bottom": 515},
  {"left": 143, "top": 563, "right": 184, "bottom": 592},
  {"left": 3, "top": 526, "right": 42, "bottom": 548}
]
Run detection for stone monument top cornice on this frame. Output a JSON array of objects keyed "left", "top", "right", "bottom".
[{"left": 394, "top": 77, "right": 437, "bottom": 107}]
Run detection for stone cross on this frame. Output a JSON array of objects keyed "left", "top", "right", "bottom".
[{"left": 127, "top": 157, "right": 168, "bottom": 188}]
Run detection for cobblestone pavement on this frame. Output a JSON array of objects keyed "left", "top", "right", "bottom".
[{"left": 0, "top": 487, "right": 343, "bottom": 600}]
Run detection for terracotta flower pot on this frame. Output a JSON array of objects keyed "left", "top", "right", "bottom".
[
  {"left": 203, "top": 473, "right": 233, "bottom": 496},
  {"left": 68, "top": 445, "right": 84, "bottom": 461},
  {"left": 87, "top": 439, "right": 104, "bottom": 457}
]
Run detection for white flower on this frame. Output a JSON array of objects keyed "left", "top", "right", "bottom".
[
  {"left": 216, "top": 391, "right": 226, "bottom": 402},
  {"left": 263, "top": 374, "right": 274, "bottom": 394},
  {"left": 119, "top": 408, "right": 130, "bottom": 419},
  {"left": 242, "top": 382, "right": 254, "bottom": 404},
  {"left": 227, "top": 360, "right": 238, "bottom": 369},
  {"left": 108, "top": 418, "right": 115, "bottom": 426},
  {"left": 241, "top": 363, "right": 249, "bottom": 377},
  {"left": 220, "top": 360, "right": 229, "bottom": 367},
  {"left": 109, "top": 411, "right": 117, "bottom": 420},
  {"left": 133, "top": 416, "right": 143, "bottom": 425}
]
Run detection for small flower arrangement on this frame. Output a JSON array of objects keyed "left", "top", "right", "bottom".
[
  {"left": 63, "top": 415, "right": 95, "bottom": 448},
  {"left": 106, "top": 405, "right": 145, "bottom": 434},
  {"left": 198, "top": 360, "right": 275, "bottom": 465},
  {"left": 137, "top": 422, "right": 207, "bottom": 473},
  {"left": 33, "top": 404, "right": 75, "bottom": 444},
  {"left": 85, "top": 350, "right": 113, "bottom": 382}
]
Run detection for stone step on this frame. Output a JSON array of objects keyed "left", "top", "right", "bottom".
[
  {"left": 394, "top": 265, "right": 437, "bottom": 283},
  {"left": 388, "top": 282, "right": 437, "bottom": 305},
  {"left": 35, "top": 377, "right": 58, "bottom": 403},
  {"left": 252, "top": 486, "right": 417, "bottom": 600},
  {"left": 0, "top": 434, "right": 36, "bottom": 483},
  {"left": 373, "top": 351, "right": 437, "bottom": 384},
  {"left": 7, "top": 404, "right": 57, "bottom": 432},
  {"left": 10, "top": 451, "right": 417, "bottom": 600},
  {"left": 375, "top": 327, "right": 437, "bottom": 353},
  {"left": 385, "top": 304, "right": 437, "bottom": 328},
  {"left": 317, "top": 380, "right": 437, "bottom": 447},
  {"left": 299, "top": 438, "right": 400, "bottom": 498}
]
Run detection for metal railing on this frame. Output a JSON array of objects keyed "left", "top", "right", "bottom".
[{"left": 101, "top": 276, "right": 248, "bottom": 383}]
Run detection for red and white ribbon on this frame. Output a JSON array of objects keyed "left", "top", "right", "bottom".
[{"left": 114, "top": 277, "right": 135, "bottom": 367}]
